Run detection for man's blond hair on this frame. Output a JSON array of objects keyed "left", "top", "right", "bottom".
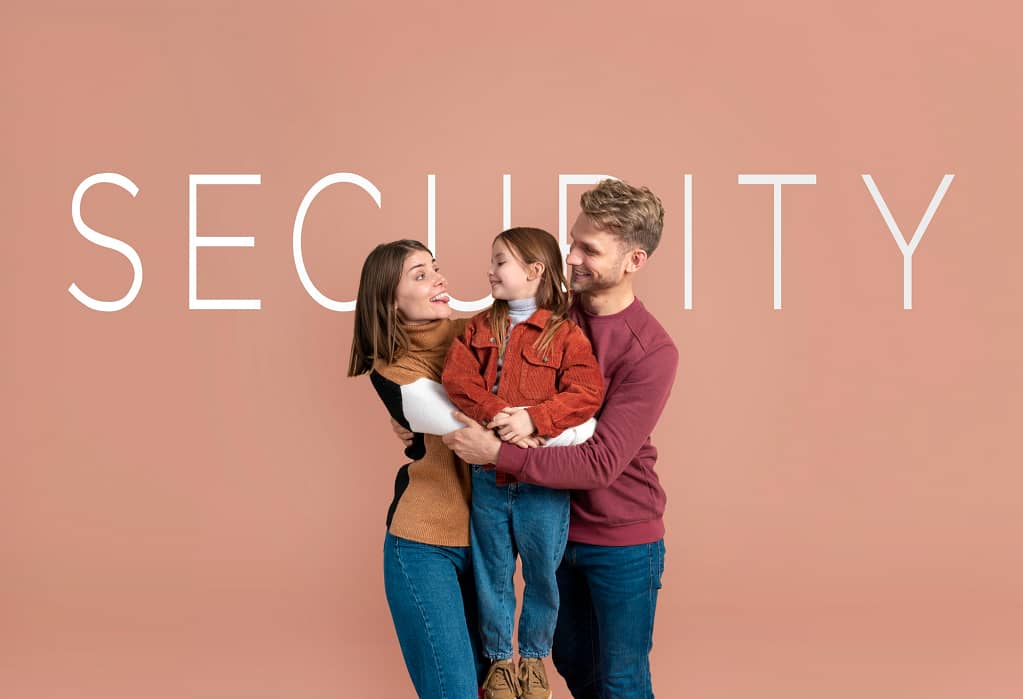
[{"left": 580, "top": 179, "right": 665, "bottom": 256}]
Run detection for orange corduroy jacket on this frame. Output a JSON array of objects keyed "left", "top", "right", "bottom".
[{"left": 441, "top": 308, "right": 604, "bottom": 441}]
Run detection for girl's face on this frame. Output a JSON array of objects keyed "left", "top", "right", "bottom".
[
  {"left": 489, "top": 238, "right": 542, "bottom": 301},
  {"left": 394, "top": 250, "right": 451, "bottom": 324}
]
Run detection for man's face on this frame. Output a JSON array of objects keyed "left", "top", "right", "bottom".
[{"left": 565, "top": 213, "right": 629, "bottom": 293}]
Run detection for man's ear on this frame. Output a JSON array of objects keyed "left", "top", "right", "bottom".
[{"left": 624, "top": 248, "right": 648, "bottom": 274}]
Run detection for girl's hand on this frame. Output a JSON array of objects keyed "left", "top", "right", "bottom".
[
  {"left": 509, "top": 435, "right": 546, "bottom": 449},
  {"left": 488, "top": 407, "right": 537, "bottom": 443}
]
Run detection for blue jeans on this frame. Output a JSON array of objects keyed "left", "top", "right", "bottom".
[
  {"left": 552, "top": 539, "right": 666, "bottom": 699},
  {"left": 383, "top": 532, "right": 487, "bottom": 698},
  {"left": 470, "top": 465, "right": 570, "bottom": 660}
]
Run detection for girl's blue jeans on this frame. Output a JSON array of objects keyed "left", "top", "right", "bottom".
[{"left": 469, "top": 464, "right": 571, "bottom": 660}]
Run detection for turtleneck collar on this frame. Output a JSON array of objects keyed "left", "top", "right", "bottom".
[
  {"left": 401, "top": 318, "right": 451, "bottom": 351},
  {"left": 508, "top": 297, "right": 538, "bottom": 326}
]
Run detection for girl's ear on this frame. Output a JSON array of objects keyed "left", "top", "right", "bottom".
[{"left": 527, "top": 261, "right": 545, "bottom": 281}]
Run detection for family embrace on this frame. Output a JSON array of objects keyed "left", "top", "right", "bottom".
[{"left": 347, "top": 180, "right": 679, "bottom": 699}]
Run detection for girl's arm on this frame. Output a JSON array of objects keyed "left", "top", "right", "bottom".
[
  {"left": 441, "top": 322, "right": 512, "bottom": 426},
  {"left": 523, "top": 323, "right": 605, "bottom": 438},
  {"left": 496, "top": 340, "right": 678, "bottom": 490}
]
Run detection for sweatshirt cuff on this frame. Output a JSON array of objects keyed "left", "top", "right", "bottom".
[{"left": 495, "top": 442, "right": 528, "bottom": 477}]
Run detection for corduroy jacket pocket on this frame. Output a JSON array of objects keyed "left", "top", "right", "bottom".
[{"left": 519, "top": 343, "right": 560, "bottom": 399}]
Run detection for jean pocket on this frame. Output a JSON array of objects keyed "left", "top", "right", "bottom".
[{"left": 652, "top": 540, "right": 666, "bottom": 590}]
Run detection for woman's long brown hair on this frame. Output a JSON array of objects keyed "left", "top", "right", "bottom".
[
  {"left": 489, "top": 227, "right": 570, "bottom": 355},
  {"left": 347, "top": 239, "right": 433, "bottom": 377}
]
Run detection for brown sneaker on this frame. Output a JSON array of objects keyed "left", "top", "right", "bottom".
[
  {"left": 518, "top": 657, "right": 552, "bottom": 699},
  {"left": 482, "top": 659, "right": 521, "bottom": 699}
]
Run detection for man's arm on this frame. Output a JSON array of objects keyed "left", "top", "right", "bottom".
[
  {"left": 390, "top": 417, "right": 413, "bottom": 447},
  {"left": 495, "top": 341, "right": 678, "bottom": 490}
]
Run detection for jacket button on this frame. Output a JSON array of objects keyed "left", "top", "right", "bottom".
[
  {"left": 543, "top": 356, "right": 548, "bottom": 363},
  {"left": 489, "top": 337, "right": 495, "bottom": 342}
]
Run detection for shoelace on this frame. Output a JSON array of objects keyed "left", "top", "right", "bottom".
[
  {"left": 521, "top": 662, "right": 548, "bottom": 690},
  {"left": 488, "top": 663, "right": 520, "bottom": 693}
]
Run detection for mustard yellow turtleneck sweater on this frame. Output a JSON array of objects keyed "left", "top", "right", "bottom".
[{"left": 371, "top": 318, "right": 471, "bottom": 547}]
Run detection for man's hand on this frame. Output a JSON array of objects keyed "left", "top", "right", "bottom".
[
  {"left": 487, "top": 407, "right": 536, "bottom": 443},
  {"left": 390, "top": 417, "right": 414, "bottom": 448},
  {"left": 442, "top": 411, "right": 503, "bottom": 465}
]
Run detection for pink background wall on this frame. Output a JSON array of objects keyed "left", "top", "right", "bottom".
[{"left": 6, "top": 1, "right": 1022, "bottom": 697}]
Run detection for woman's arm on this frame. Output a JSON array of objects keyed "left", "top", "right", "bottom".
[
  {"left": 399, "top": 377, "right": 594, "bottom": 445},
  {"left": 369, "top": 370, "right": 427, "bottom": 461},
  {"left": 400, "top": 378, "right": 471, "bottom": 434}
]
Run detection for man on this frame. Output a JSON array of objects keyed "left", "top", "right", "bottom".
[{"left": 443, "top": 179, "right": 679, "bottom": 698}]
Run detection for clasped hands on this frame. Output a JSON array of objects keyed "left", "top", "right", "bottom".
[
  {"left": 487, "top": 406, "right": 544, "bottom": 448},
  {"left": 390, "top": 406, "right": 546, "bottom": 467}
]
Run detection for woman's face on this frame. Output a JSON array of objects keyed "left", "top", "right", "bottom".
[{"left": 394, "top": 249, "right": 452, "bottom": 324}]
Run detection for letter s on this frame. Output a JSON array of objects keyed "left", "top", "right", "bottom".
[{"left": 68, "top": 173, "right": 142, "bottom": 312}]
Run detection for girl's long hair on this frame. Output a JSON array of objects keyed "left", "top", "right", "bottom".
[
  {"left": 489, "top": 227, "right": 569, "bottom": 355},
  {"left": 347, "top": 239, "right": 433, "bottom": 377}
]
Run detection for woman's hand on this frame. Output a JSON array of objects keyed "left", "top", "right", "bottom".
[
  {"left": 390, "top": 417, "right": 414, "bottom": 447},
  {"left": 487, "top": 407, "right": 537, "bottom": 443}
]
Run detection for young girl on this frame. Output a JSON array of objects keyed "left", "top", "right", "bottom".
[{"left": 442, "top": 227, "right": 604, "bottom": 699}]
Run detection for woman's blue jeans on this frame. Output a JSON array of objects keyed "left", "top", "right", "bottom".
[
  {"left": 383, "top": 532, "right": 486, "bottom": 698},
  {"left": 470, "top": 465, "right": 571, "bottom": 660}
]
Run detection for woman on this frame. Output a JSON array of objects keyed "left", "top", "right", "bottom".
[{"left": 347, "top": 240, "right": 485, "bottom": 698}]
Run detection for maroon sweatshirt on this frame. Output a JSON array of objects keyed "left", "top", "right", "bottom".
[{"left": 495, "top": 297, "right": 679, "bottom": 546}]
